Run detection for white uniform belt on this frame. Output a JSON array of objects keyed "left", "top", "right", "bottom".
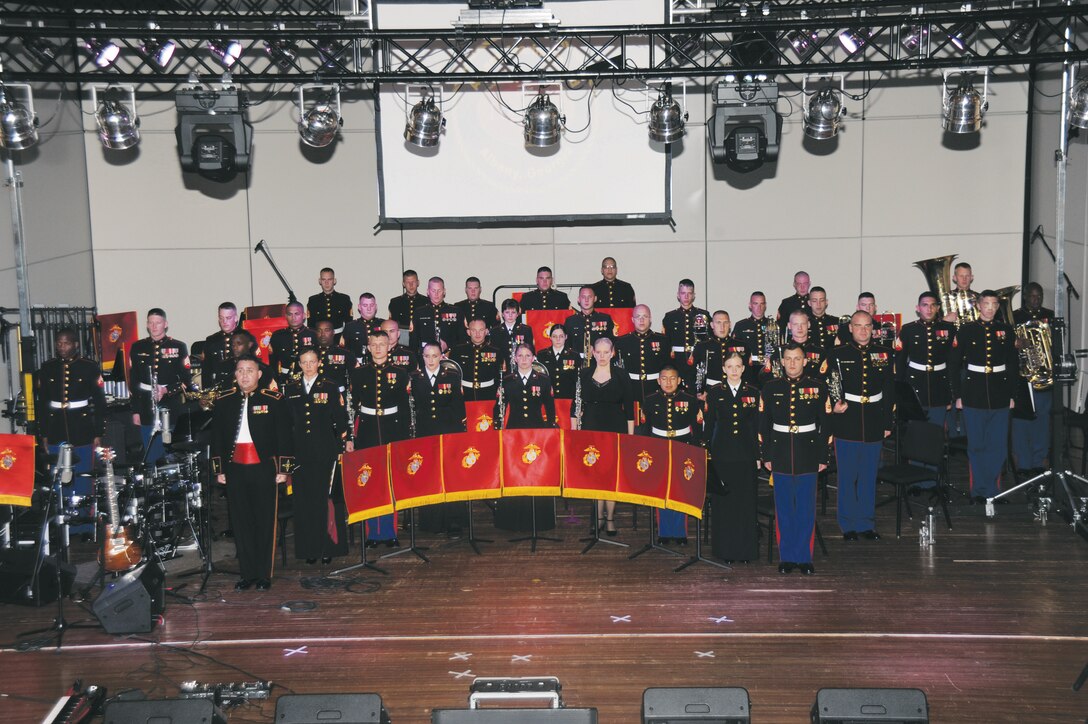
[
  {"left": 334, "top": 325, "right": 345, "bottom": 334},
  {"left": 705, "top": 378, "right": 722, "bottom": 387},
  {"left": 967, "top": 364, "right": 1006, "bottom": 373},
  {"left": 651, "top": 426, "right": 691, "bottom": 438},
  {"left": 670, "top": 346, "right": 687, "bottom": 353},
  {"left": 908, "top": 360, "right": 947, "bottom": 372},
  {"left": 773, "top": 423, "right": 817, "bottom": 433},
  {"left": 359, "top": 405, "right": 399, "bottom": 416},
  {"left": 629, "top": 372, "right": 659, "bottom": 381},
  {"left": 137, "top": 383, "right": 156, "bottom": 391},
  {"left": 844, "top": 392, "right": 883, "bottom": 403},
  {"left": 462, "top": 379, "right": 496, "bottom": 388},
  {"left": 750, "top": 355, "right": 761, "bottom": 362},
  {"left": 49, "top": 400, "right": 88, "bottom": 409}
]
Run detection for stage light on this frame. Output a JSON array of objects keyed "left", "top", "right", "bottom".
[
  {"left": 1006, "top": 19, "right": 1037, "bottom": 51},
  {"left": 899, "top": 24, "right": 929, "bottom": 56},
  {"left": 91, "top": 85, "right": 140, "bottom": 150},
  {"left": 785, "top": 29, "right": 819, "bottom": 61},
  {"left": 297, "top": 84, "right": 342, "bottom": 148},
  {"left": 175, "top": 83, "right": 253, "bottom": 181},
  {"left": 708, "top": 78, "right": 781, "bottom": 173},
  {"left": 942, "top": 71, "right": 988, "bottom": 134},
  {"left": 0, "top": 84, "right": 39, "bottom": 150},
  {"left": 404, "top": 94, "right": 444, "bottom": 148},
  {"left": 141, "top": 23, "right": 176, "bottom": 70},
  {"left": 948, "top": 22, "right": 978, "bottom": 52},
  {"left": 208, "top": 30, "right": 242, "bottom": 69},
  {"left": 838, "top": 28, "right": 871, "bottom": 54},
  {"left": 648, "top": 87, "right": 686, "bottom": 143},
  {"left": 318, "top": 38, "right": 348, "bottom": 68},
  {"left": 803, "top": 86, "right": 845, "bottom": 140},
  {"left": 24, "top": 36, "right": 57, "bottom": 66},
  {"left": 265, "top": 31, "right": 298, "bottom": 71},
  {"left": 82, "top": 37, "right": 120, "bottom": 68},
  {"left": 523, "top": 92, "right": 564, "bottom": 148},
  {"left": 1069, "top": 79, "right": 1088, "bottom": 130}
]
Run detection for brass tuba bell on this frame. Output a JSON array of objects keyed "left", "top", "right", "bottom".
[{"left": 913, "top": 254, "right": 978, "bottom": 326}]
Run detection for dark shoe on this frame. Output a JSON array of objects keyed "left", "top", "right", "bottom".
[
  {"left": 321, "top": 556, "right": 332, "bottom": 564},
  {"left": 385, "top": 538, "right": 399, "bottom": 548},
  {"left": 220, "top": 528, "right": 234, "bottom": 539},
  {"left": 843, "top": 531, "right": 859, "bottom": 542},
  {"left": 605, "top": 518, "right": 617, "bottom": 537},
  {"left": 305, "top": 558, "right": 317, "bottom": 564},
  {"left": 234, "top": 578, "right": 254, "bottom": 591},
  {"left": 448, "top": 526, "right": 463, "bottom": 539},
  {"left": 255, "top": 579, "right": 271, "bottom": 591},
  {"left": 799, "top": 563, "right": 815, "bottom": 575},
  {"left": 777, "top": 562, "right": 795, "bottom": 574},
  {"left": 365, "top": 540, "right": 378, "bottom": 549},
  {"left": 658, "top": 537, "right": 672, "bottom": 545},
  {"left": 678, "top": 537, "right": 689, "bottom": 546},
  {"left": 722, "top": 560, "right": 734, "bottom": 564},
  {"left": 971, "top": 495, "right": 986, "bottom": 505},
  {"left": 861, "top": 530, "right": 881, "bottom": 541},
  {"left": 995, "top": 497, "right": 1010, "bottom": 505}
]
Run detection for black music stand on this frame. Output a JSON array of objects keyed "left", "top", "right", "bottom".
[
  {"left": 628, "top": 507, "right": 684, "bottom": 560},
  {"left": 445, "top": 501, "right": 492, "bottom": 555},
  {"left": 381, "top": 508, "right": 430, "bottom": 562},
  {"left": 674, "top": 515, "right": 730, "bottom": 572},
  {"left": 509, "top": 497, "right": 560, "bottom": 553},
  {"left": 331, "top": 522, "right": 388, "bottom": 576},
  {"left": 580, "top": 502, "right": 629, "bottom": 554}
]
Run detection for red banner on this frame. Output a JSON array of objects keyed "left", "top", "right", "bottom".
[
  {"left": 0, "top": 433, "right": 36, "bottom": 507},
  {"left": 617, "top": 435, "right": 671, "bottom": 509},
  {"left": 245, "top": 303, "right": 286, "bottom": 320},
  {"left": 554, "top": 398, "right": 573, "bottom": 430},
  {"left": 601, "top": 308, "right": 635, "bottom": 338},
  {"left": 341, "top": 446, "right": 394, "bottom": 524},
  {"left": 465, "top": 400, "right": 498, "bottom": 433},
  {"left": 666, "top": 445, "right": 708, "bottom": 518},
  {"left": 562, "top": 430, "right": 618, "bottom": 500},
  {"left": 441, "top": 431, "right": 501, "bottom": 502},
  {"left": 501, "top": 428, "right": 562, "bottom": 496},
  {"left": 390, "top": 435, "right": 443, "bottom": 509},
  {"left": 243, "top": 317, "right": 288, "bottom": 366},
  {"left": 874, "top": 312, "right": 903, "bottom": 334},
  {"left": 97, "top": 311, "right": 138, "bottom": 374},
  {"left": 525, "top": 310, "right": 572, "bottom": 352}
]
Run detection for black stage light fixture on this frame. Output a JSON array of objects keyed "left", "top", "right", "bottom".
[
  {"left": 642, "top": 687, "right": 751, "bottom": 723},
  {"left": 811, "top": 688, "right": 929, "bottom": 723},
  {"left": 175, "top": 85, "right": 253, "bottom": 182},
  {"left": 708, "top": 77, "right": 781, "bottom": 173}
]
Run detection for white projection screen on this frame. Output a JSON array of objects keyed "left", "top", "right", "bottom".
[{"left": 374, "top": 0, "right": 673, "bottom": 225}]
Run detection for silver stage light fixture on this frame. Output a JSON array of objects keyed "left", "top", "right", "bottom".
[
  {"left": 141, "top": 23, "right": 176, "bottom": 70},
  {"left": 404, "top": 93, "right": 445, "bottom": 148},
  {"left": 942, "top": 70, "right": 988, "bottom": 134},
  {"left": 524, "top": 92, "right": 564, "bottom": 148},
  {"left": 82, "top": 36, "right": 120, "bottom": 68},
  {"left": 1069, "top": 79, "right": 1088, "bottom": 130},
  {"left": 265, "top": 26, "right": 298, "bottom": 71},
  {"left": 648, "top": 86, "right": 687, "bottom": 143},
  {"left": 948, "top": 22, "right": 978, "bottom": 52},
  {"left": 784, "top": 29, "right": 819, "bottom": 61},
  {"left": 803, "top": 83, "right": 845, "bottom": 140},
  {"left": 208, "top": 27, "right": 242, "bottom": 69},
  {"left": 24, "top": 36, "right": 58, "bottom": 66},
  {"left": 91, "top": 85, "right": 140, "bottom": 150},
  {"left": 899, "top": 24, "right": 929, "bottom": 56},
  {"left": 838, "top": 28, "right": 871, "bottom": 54},
  {"left": 0, "top": 84, "right": 39, "bottom": 150},
  {"left": 297, "top": 84, "right": 343, "bottom": 148}
]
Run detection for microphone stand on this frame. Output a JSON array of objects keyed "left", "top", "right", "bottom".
[{"left": 253, "top": 240, "right": 298, "bottom": 305}]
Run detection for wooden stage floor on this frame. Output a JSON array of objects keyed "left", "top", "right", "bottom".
[{"left": 2, "top": 490, "right": 1087, "bottom": 723}]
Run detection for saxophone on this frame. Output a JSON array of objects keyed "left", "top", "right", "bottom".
[{"left": 183, "top": 386, "right": 223, "bottom": 411}]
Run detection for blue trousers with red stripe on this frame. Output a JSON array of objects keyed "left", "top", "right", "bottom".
[
  {"left": 658, "top": 508, "right": 688, "bottom": 539},
  {"left": 962, "top": 406, "right": 1010, "bottom": 498},
  {"left": 835, "top": 439, "right": 882, "bottom": 534},
  {"left": 365, "top": 513, "right": 397, "bottom": 541},
  {"left": 1012, "top": 388, "right": 1051, "bottom": 470},
  {"left": 773, "top": 472, "right": 817, "bottom": 564}
]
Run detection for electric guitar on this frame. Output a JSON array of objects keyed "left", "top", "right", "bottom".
[{"left": 96, "top": 447, "right": 142, "bottom": 572}]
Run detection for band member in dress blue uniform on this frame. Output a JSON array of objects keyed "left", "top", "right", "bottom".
[
  {"left": 413, "top": 343, "right": 469, "bottom": 535},
  {"left": 776, "top": 271, "right": 812, "bottom": 332},
  {"left": 662, "top": 279, "right": 710, "bottom": 391},
  {"left": 759, "top": 343, "right": 831, "bottom": 574},
  {"left": 615, "top": 305, "right": 670, "bottom": 421},
  {"left": 704, "top": 353, "right": 761, "bottom": 562},
  {"left": 1011, "top": 282, "right": 1055, "bottom": 472},
  {"left": 896, "top": 291, "right": 955, "bottom": 427},
  {"left": 590, "top": 257, "right": 636, "bottom": 309},
  {"left": 639, "top": 366, "right": 703, "bottom": 545},
  {"left": 381, "top": 319, "right": 420, "bottom": 373},
  {"left": 306, "top": 267, "right": 353, "bottom": 337},
  {"left": 519, "top": 266, "right": 571, "bottom": 311},
  {"left": 283, "top": 349, "right": 350, "bottom": 564},
  {"left": 35, "top": 328, "right": 107, "bottom": 479},
  {"left": 764, "top": 310, "right": 828, "bottom": 384},
  {"left": 536, "top": 324, "right": 580, "bottom": 400},
  {"left": 270, "top": 302, "right": 316, "bottom": 385},
  {"left": 564, "top": 286, "right": 614, "bottom": 363},
  {"left": 807, "top": 287, "right": 843, "bottom": 349},
  {"left": 691, "top": 310, "right": 754, "bottom": 397},
  {"left": 342, "top": 293, "right": 385, "bottom": 363},
  {"left": 828, "top": 312, "right": 895, "bottom": 541},
  {"left": 130, "top": 308, "right": 195, "bottom": 462},
  {"left": 412, "top": 276, "right": 466, "bottom": 352},
  {"left": 948, "top": 290, "right": 1019, "bottom": 501},
  {"left": 943, "top": 262, "right": 980, "bottom": 325},
  {"left": 490, "top": 299, "right": 534, "bottom": 370},
  {"left": 314, "top": 320, "right": 355, "bottom": 394},
  {"left": 212, "top": 356, "right": 293, "bottom": 591},
  {"left": 349, "top": 330, "right": 412, "bottom": 545},
  {"left": 449, "top": 319, "right": 503, "bottom": 404},
  {"left": 202, "top": 302, "right": 239, "bottom": 390},
  {"left": 732, "top": 292, "right": 772, "bottom": 388},
  {"left": 388, "top": 269, "right": 425, "bottom": 332},
  {"left": 455, "top": 276, "right": 499, "bottom": 327}
]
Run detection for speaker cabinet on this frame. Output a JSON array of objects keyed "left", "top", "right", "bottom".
[
  {"left": 643, "top": 687, "right": 751, "bottom": 723},
  {"left": 274, "top": 693, "right": 390, "bottom": 723},
  {"left": 432, "top": 710, "right": 598, "bottom": 723},
  {"left": 0, "top": 548, "right": 75, "bottom": 606},
  {"left": 103, "top": 698, "right": 226, "bottom": 724},
  {"left": 92, "top": 561, "right": 166, "bottom": 634},
  {"left": 811, "top": 688, "right": 929, "bottom": 723}
]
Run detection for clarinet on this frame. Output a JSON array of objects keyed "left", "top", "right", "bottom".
[
  {"left": 583, "top": 325, "right": 592, "bottom": 369},
  {"left": 345, "top": 383, "right": 355, "bottom": 434},
  {"left": 574, "top": 372, "right": 584, "bottom": 429},
  {"left": 408, "top": 387, "right": 417, "bottom": 438},
  {"left": 496, "top": 378, "right": 506, "bottom": 431}
]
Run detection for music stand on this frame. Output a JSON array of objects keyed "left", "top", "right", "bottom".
[
  {"left": 508, "top": 497, "right": 560, "bottom": 553},
  {"left": 628, "top": 507, "right": 684, "bottom": 560},
  {"left": 674, "top": 515, "right": 730, "bottom": 572},
  {"left": 331, "top": 522, "right": 388, "bottom": 576},
  {"left": 579, "top": 502, "right": 629, "bottom": 554},
  {"left": 380, "top": 508, "right": 430, "bottom": 562},
  {"left": 444, "top": 501, "right": 492, "bottom": 555}
]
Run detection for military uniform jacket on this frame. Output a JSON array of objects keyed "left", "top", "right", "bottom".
[
  {"left": 1013, "top": 306, "right": 1054, "bottom": 325},
  {"left": 34, "top": 356, "right": 107, "bottom": 445},
  {"left": 615, "top": 331, "right": 669, "bottom": 402},
  {"left": 732, "top": 317, "right": 774, "bottom": 386},
  {"left": 342, "top": 317, "right": 385, "bottom": 362},
  {"left": 758, "top": 375, "right": 832, "bottom": 475},
  {"left": 564, "top": 311, "right": 614, "bottom": 359},
  {"left": 827, "top": 342, "right": 895, "bottom": 442},
  {"left": 948, "top": 319, "right": 1019, "bottom": 409},
  {"left": 489, "top": 322, "right": 534, "bottom": 369},
  {"left": 306, "top": 291, "right": 353, "bottom": 330},
  {"left": 496, "top": 370, "right": 556, "bottom": 429},
  {"left": 213, "top": 359, "right": 277, "bottom": 395},
  {"left": 349, "top": 360, "right": 412, "bottom": 446},
  {"left": 590, "top": 278, "right": 636, "bottom": 309},
  {"left": 811, "top": 314, "right": 844, "bottom": 349},
  {"left": 693, "top": 335, "right": 755, "bottom": 391},
  {"left": 270, "top": 326, "right": 316, "bottom": 382},
  {"left": 537, "top": 345, "right": 581, "bottom": 399},
  {"left": 412, "top": 302, "right": 465, "bottom": 350},
  {"left": 318, "top": 344, "right": 356, "bottom": 392},
  {"left": 761, "top": 339, "right": 828, "bottom": 385},
  {"left": 283, "top": 377, "right": 348, "bottom": 462},
  {"left": 776, "top": 293, "right": 810, "bottom": 331},
  {"left": 388, "top": 292, "right": 425, "bottom": 329},
  {"left": 662, "top": 306, "right": 711, "bottom": 359},
  {"left": 519, "top": 288, "right": 571, "bottom": 312},
  {"left": 449, "top": 342, "right": 503, "bottom": 401},
  {"left": 455, "top": 298, "right": 498, "bottom": 326},
  {"left": 705, "top": 382, "right": 760, "bottom": 462},
  {"left": 210, "top": 387, "right": 294, "bottom": 476},
  {"left": 387, "top": 344, "right": 419, "bottom": 373},
  {"left": 411, "top": 367, "right": 467, "bottom": 437},
  {"left": 895, "top": 319, "right": 955, "bottom": 407},
  {"left": 129, "top": 335, "right": 194, "bottom": 419},
  {"left": 202, "top": 329, "right": 236, "bottom": 389},
  {"left": 639, "top": 390, "right": 703, "bottom": 442}
]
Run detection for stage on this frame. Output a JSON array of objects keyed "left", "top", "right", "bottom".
[{"left": 1, "top": 484, "right": 1086, "bottom": 722}]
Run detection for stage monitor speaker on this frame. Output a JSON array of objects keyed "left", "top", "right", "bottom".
[
  {"left": 432, "top": 710, "right": 598, "bottom": 723},
  {"left": 103, "top": 698, "right": 226, "bottom": 724},
  {"left": 92, "top": 560, "right": 166, "bottom": 634},
  {"left": 811, "top": 688, "right": 929, "bottom": 723},
  {"left": 0, "top": 549, "right": 75, "bottom": 606},
  {"left": 642, "top": 687, "right": 751, "bottom": 723},
  {"left": 274, "top": 693, "right": 390, "bottom": 723}
]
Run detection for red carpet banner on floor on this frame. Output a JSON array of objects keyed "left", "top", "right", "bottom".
[{"left": 340, "top": 431, "right": 705, "bottom": 523}]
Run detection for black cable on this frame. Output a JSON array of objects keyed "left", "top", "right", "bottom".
[{"left": 564, "top": 87, "right": 593, "bottom": 134}]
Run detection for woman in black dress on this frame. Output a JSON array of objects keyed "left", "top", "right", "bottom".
[
  {"left": 574, "top": 338, "right": 634, "bottom": 536},
  {"left": 704, "top": 352, "right": 761, "bottom": 562}
]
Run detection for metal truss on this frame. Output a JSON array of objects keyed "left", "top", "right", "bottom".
[{"left": 0, "top": 2, "right": 1086, "bottom": 85}]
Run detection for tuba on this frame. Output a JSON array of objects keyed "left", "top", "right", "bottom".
[
  {"left": 913, "top": 254, "right": 978, "bottom": 326},
  {"left": 993, "top": 285, "right": 1021, "bottom": 326},
  {"left": 1016, "top": 320, "right": 1054, "bottom": 390}
]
